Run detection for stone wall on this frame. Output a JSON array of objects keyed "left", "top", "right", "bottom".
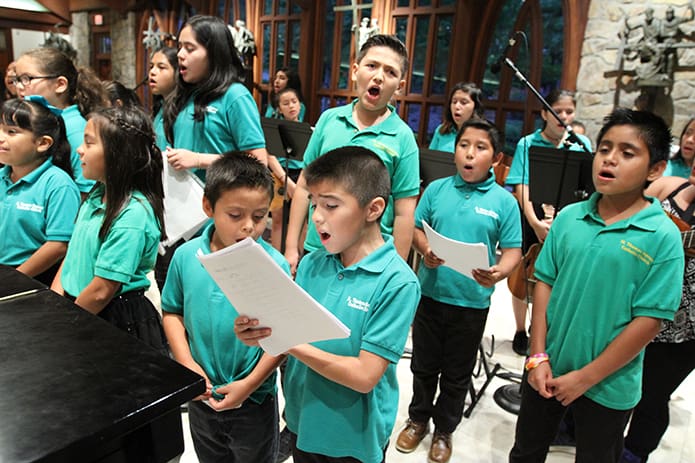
[{"left": 576, "top": 0, "right": 695, "bottom": 141}]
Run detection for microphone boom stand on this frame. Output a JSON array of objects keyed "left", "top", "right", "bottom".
[{"left": 492, "top": 57, "right": 593, "bottom": 416}]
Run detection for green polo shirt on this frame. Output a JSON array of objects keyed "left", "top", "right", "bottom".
[
  {"left": 428, "top": 124, "right": 457, "bottom": 153},
  {"left": 300, "top": 100, "right": 420, "bottom": 251},
  {"left": 61, "top": 104, "right": 94, "bottom": 193},
  {"left": 61, "top": 185, "right": 161, "bottom": 297},
  {"left": 415, "top": 173, "right": 521, "bottom": 308},
  {"left": 664, "top": 157, "right": 691, "bottom": 178},
  {"left": 172, "top": 83, "right": 265, "bottom": 182},
  {"left": 0, "top": 160, "right": 80, "bottom": 266},
  {"left": 506, "top": 129, "right": 593, "bottom": 186},
  {"left": 535, "top": 193, "right": 684, "bottom": 410},
  {"left": 284, "top": 236, "right": 420, "bottom": 462},
  {"left": 153, "top": 108, "right": 168, "bottom": 152},
  {"left": 161, "top": 222, "right": 289, "bottom": 402}
]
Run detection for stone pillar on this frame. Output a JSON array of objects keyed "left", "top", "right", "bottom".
[
  {"left": 109, "top": 11, "right": 137, "bottom": 88},
  {"left": 70, "top": 12, "right": 90, "bottom": 68}
]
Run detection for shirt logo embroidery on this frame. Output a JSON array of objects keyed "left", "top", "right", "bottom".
[
  {"left": 205, "top": 105, "right": 218, "bottom": 114},
  {"left": 620, "top": 239, "right": 654, "bottom": 265},
  {"left": 475, "top": 206, "right": 498, "bottom": 220},
  {"left": 16, "top": 201, "right": 43, "bottom": 213},
  {"left": 346, "top": 296, "right": 370, "bottom": 312}
]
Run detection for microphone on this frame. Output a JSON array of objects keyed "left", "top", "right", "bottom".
[{"left": 490, "top": 31, "right": 520, "bottom": 74}]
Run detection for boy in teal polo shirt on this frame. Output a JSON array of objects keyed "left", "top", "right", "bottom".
[
  {"left": 510, "top": 109, "right": 684, "bottom": 462},
  {"left": 396, "top": 119, "right": 522, "bottom": 462},
  {"left": 235, "top": 146, "right": 420, "bottom": 463},
  {"left": 162, "top": 153, "right": 287, "bottom": 462},
  {"left": 284, "top": 34, "right": 420, "bottom": 273}
]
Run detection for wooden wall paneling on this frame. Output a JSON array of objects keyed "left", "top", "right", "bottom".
[{"left": 561, "top": 0, "right": 590, "bottom": 91}]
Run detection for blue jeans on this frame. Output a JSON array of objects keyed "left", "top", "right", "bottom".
[{"left": 188, "top": 394, "right": 279, "bottom": 463}]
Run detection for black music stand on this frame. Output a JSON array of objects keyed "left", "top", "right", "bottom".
[
  {"left": 418, "top": 148, "right": 457, "bottom": 187},
  {"left": 261, "top": 118, "right": 312, "bottom": 253},
  {"left": 528, "top": 146, "right": 594, "bottom": 210}
]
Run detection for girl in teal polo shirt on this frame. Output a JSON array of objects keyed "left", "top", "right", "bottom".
[
  {"left": 0, "top": 98, "right": 79, "bottom": 285},
  {"left": 51, "top": 106, "right": 168, "bottom": 354},
  {"left": 265, "top": 67, "right": 306, "bottom": 121},
  {"left": 162, "top": 15, "right": 293, "bottom": 201},
  {"left": 664, "top": 117, "right": 695, "bottom": 178},
  {"left": 14, "top": 47, "right": 109, "bottom": 196},
  {"left": 429, "top": 82, "right": 484, "bottom": 153}
]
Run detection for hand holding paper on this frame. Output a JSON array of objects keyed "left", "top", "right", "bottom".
[
  {"left": 422, "top": 221, "right": 489, "bottom": 279},
  {"left": 197, "top": 238, "right": 350, "bottom": 356}
]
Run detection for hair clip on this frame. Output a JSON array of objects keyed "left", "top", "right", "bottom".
[{"left": 23, "top": 95, "right": 63, "bottom": 117}]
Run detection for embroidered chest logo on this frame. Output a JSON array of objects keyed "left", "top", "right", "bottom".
[
  {"left": 346, "top": 296, "right": 370, "bottom": 312},
  {"left": 16, "top": 201, "right": 44, "bottom": 213},
  {"left": 620, "top": 239, "right": 654, "bottom": 265},
  {"left": 475, "top": 206, "right": 498, "bottom": 220},
  {"left": 205, "top": 105, "right": 218, "bottom": 114}
]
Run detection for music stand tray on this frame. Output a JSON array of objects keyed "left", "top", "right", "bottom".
[
  {"left": 528, "top": 146, "right": 594, "bottom": 210},
  {"left": 419, "top": 148, "right": 457, "bottom": 188},
  {"left": 261, "top": 117, "right": 312, "bottom": 163}
]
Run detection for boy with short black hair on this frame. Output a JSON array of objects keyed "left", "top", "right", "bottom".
[
  {"left": 236, "top": 146, "right": 421, "bottom": 463},
  {"left": 161, "top": 153, "right": 288, "bottom": 463},
  {"left": 396, "top": 119, "right": 522, "bottom": 463},
  {"left": 284, "top": 34, "right": 420, "bottom": 273},
  {"left": 509, "top": 108, "right": 685, "bottom": 462}
]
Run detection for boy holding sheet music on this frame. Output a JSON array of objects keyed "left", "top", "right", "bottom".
[
  {"left": 161, "top": 153, "right": 288, "bottom": 462},
  {"left": 235, "top": 146, "right": 420, "bottom": 463},
  {"left": 395, "top": 119, "right": 522, "bottom": 463}
]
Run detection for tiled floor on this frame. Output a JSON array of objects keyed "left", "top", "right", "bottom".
[{"left": 164, "top": 279, "right": 695, "bottom": 463}]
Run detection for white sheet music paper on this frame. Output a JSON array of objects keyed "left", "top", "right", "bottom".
[
  {"left": 161, "top": 157, "right": 209, "bottom": 246},
  {"left": 197, "top": 238, "right": 350, "bottom": 356},
  {"left": 422, "top": 221, "right": 489, "bottom": 279}
]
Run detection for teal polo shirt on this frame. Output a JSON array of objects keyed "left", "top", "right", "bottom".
[
  {"left": 301, "top": 100, "right": 420, "bottom": 251},
  {"left": 284, "top": 236, "right": 420, "bottom": 462},
  {"left": 61, "top": 185, "right": 161, "bottom": 297},
  {"left": 535, "top": 193, "right": 684, "bottom": 410},
  {"left": 664, "top": 157, "right": 691, "bottom": 178},
  {"left": 61, "top": 104, "right": 94, "bottom": 193},
  {"left": 428, "top": 124, "right": 457, "bottom": 153},
  {"left": 0, "top": 159, "right": 80, "bottom": 266},
  {"left": 173, "top": 83, "right": 265, "bottom": 182},
  {"left": 161, "top": 222, "right": 289, "bottom": 402},
  {"left": 506, "top": 129, "right": 593, "bottom": 186},
  {"left": 153, "top": 108, "right": 168, "bottom": 152},
  {"left": 415, "top": 173, "right": 521, "bottom": 307}
]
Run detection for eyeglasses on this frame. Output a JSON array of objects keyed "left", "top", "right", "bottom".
[{"left": 10, "top": 74, "right": 59, "bottom": 86}]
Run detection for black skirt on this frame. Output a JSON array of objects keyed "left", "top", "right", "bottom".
[{"left": 67, "top": 290, "right": 169, "bottom": 356}]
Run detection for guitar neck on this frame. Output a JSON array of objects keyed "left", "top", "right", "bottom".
[{"left": 684, "top": 229, "right": 695, "bottom": 249}]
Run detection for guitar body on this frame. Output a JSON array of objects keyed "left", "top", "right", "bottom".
[
  {"left": 507, "top": 243, "right": 542, "bottom": 300},
  {"left": 666, "top": 211, "right": 695, "bottom": 258}
]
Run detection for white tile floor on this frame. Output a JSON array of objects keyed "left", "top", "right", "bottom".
[{"left": 161, "top": 279, "right": 695, "bottom": 463}]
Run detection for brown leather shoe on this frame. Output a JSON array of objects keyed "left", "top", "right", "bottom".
[
  {"left": 395, "top": 419, "right": 429, "bottom": 453},
  {"left": 428, "top": 430, "right": 452, "bottom": 463}
]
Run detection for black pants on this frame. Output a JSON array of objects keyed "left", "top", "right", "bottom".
[
  {"left": 289, "top": 431, "right": 385, "bottom": 463},
  {"left": 510, "top": 380, "right": 630, "bottom": 463},
  {"left": 623, "top": 339, "right": 695, "bottom": 458},
  {"left": 407, "top": 296, "right": 489, "bottom": 433}
]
